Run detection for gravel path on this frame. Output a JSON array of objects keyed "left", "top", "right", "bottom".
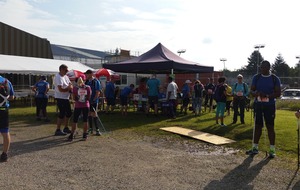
[{"left": 1, "top": 123, "right": 300, "bottom": 190}]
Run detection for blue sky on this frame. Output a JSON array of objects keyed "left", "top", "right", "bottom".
[{"left": 1, "top": 0, "right": 300, "bottom": 71}]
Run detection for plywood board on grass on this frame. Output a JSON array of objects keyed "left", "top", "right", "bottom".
[{"left": 160, "top": 126, "right": 235, "bottom": 145}]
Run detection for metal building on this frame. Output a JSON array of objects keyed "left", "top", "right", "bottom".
[{"left": 0, "top": 21, "right": 53, "bottom": 59}]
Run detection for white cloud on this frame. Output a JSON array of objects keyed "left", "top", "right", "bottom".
[{"left": 1, "top": 0, "right": 300, "bottom": 71}]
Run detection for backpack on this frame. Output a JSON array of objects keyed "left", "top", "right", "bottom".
[
  {"left": 0, "top": 77, "right": 9, "bottom": 107},
  {"left": 213, "top": 84, "right": 225, "bottom": 102},
  {"left": 194, "top": 84, "right": 204, "bottom": 98}
]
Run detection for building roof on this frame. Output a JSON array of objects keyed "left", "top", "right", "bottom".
[{"left": 51, "top": 44, "right": 109, "bottom": 59}]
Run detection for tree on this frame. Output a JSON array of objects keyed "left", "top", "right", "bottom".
[
  {"left": 239, "top": 51, "right": 263, "bottom": 76},
  {"left": 272, "top": 54, "right": 290, "bottom": 77}
]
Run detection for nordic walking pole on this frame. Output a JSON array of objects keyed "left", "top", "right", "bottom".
[
  {"left": 92, "top": 106, "right": 107, "bottom": 133},
  {"left": 262, "top": 113, "right": 268, "bottom": 158},
  {"left": 250, "top": 102, "right": 253, "bottom": 127},
  {"left": 297, "top": 118, "right": 300, "bottom": 169},
  {"left": 248, "top": 103, "right": 257, "bottom": 156}
]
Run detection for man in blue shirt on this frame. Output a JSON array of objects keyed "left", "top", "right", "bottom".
[
  {"left": 85, "top": 69, "right": 102, "bottom": 136},
  {"left": 246, "top": 60, "right": 281, "bottom": 158},
  {"left": 105, "top": 78, "right": 116, "bottom": 114},
  {"left": 180, "top": 80, "right": 192, "bottom": 115},
  {"left": 120, "top": 84, "right": 135, "bottom": 116},
  {"left": 0, "top": 75, "right": 14, "bottom": 162},
  {"left": 146, "top": 74, "right": 160, "bottom": 116},
  {"left": 32, "top": 76, "right": 50, "bottom": 122}
]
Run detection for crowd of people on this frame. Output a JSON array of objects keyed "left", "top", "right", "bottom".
[{"left": 0, "top": 60, "right": 284, "bottom": 162}]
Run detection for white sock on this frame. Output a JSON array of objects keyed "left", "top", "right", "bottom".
[{"left": 253, "top": 144, "right": 258, "bottom": 149}]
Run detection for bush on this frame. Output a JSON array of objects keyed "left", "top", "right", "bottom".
[{"left": 276, "top": 99, "right": 300, "bottom": 111}]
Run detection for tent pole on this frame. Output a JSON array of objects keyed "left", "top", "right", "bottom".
[{"left": 29, "top": 73, "right": 32, "bottom": 107}]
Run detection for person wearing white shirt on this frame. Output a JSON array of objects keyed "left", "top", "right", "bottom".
[
  {"left": 54, "top": 64, "right": 73, "bottom": 136},
  {"left": 166, "top": 76, "right": 178, "bottom": 119}
]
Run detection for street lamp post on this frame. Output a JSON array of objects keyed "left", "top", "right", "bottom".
[
  {"left": 296, "top": 56, "right": 300, "bottom": 87},
  {"left": 254, "top": 44, "right": 265, "bottom": 74},
  {"left": 296, "top": 56, "right": 300, "bottom": 63},
  {"left": 177, "top": 49, "right": 186, "bottom": 56},
  {"left": 175, "top": 49, "right": 186, "bottom": 75},
  {"left": 220, "top": 58, "right": 227, "bottom": 76}
]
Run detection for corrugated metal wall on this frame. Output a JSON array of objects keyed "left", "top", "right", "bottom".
[{"left": 0, "top": 22, "right": 53, "bottom": 58}]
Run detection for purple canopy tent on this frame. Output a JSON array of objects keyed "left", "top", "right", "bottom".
[{"left": 103, "top": 43, "right": 214, "bottom": 74}]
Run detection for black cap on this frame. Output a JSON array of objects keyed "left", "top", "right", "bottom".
[{"left": 84, "top": 69, "right": 93, "bottom": 74}]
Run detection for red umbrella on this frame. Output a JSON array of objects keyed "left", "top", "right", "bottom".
[
  {"left": 95, "top": 68, "right": 120, "bottom": 80},
  {"left": 66, "top": 69, "right": 86, "bottom": 81}
]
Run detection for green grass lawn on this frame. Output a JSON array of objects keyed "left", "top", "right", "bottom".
[{"left": 8, "top": 104, "right": 300, "bottom": 164}]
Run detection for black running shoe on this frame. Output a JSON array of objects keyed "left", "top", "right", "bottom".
[
  {"left": 0, "top": 152, "right": 8, "bottom": 162},
  {"left": 67, "top": 133, "right": 74, "bottom": 141},
  {"left": 63, "top": 127, "right": 72, "bottom": 134},
  {"left": 82, "top": 133, "right": 88, "bottom": 141},
  {"left": 54, "top": 129, "right": 67, "bottom": 136},
  {"left": 246, "top": 147, "right": 259, "bottom": 155}
]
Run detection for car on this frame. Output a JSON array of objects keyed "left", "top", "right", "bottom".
[{"left": 281, "top": 89, "right": 300, "bottom": 100}]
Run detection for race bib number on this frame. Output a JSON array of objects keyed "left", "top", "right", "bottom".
[
  {"left": 236, "top": 91, "right": 243, "bottom": 96},
  {"left": 257, "top": 96, "right": 269, "bottom": 102},
  {"left": 78, "top": 88, "right": 87, "bottom": 103}
]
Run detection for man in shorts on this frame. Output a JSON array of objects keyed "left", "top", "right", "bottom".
[
  {"left": 0, "top": 75, "right": 14, "bottom": 162},
  {"left": 246, "top": 60, "right": 281, "bottom": 158},
  {"left": 32, "top": 76, "right": 50, "bottom": 122},
  {"left": 85, "top": 69, "right": 102, "bottom": 136},
  {"left": 54, "top": 64, "right": 73, "bottom": 136},
  {"left": 105, "top": 78, "right": 116, "bottom": 114},
  {"left": 146, "top": 74, "right": 160, "bottom": 116},
  {"left": 120, "top": 84, "right": 135, "bottom": 116}
]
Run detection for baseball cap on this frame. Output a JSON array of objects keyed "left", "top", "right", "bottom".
[
  {"left": 185, "top": 80, "right": 192, "bottom": 83},
  {"left": 84, "top": 69, "right": 93, "bottom": 74},
  {"left": 237, "top": 74, "right": 243, "bottom": 78}
]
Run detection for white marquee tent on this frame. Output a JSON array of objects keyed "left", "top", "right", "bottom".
[
  {"left": 0, "top": 54, "right": 94, "bottom": 75},
  {"left": 0, "top": 54, "right": 96, "bottom": 102}
]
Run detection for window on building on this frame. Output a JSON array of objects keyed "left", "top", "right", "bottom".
[{"left": 115, "top": 74, "right": 127, "bottom": 85}]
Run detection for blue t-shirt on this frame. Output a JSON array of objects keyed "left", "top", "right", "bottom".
[
  {"left": 181, "top": 84, "right": 190, "bottom": 99},
  {"left": 251, "top": 74, "right": 281, "bottom": 105},
  {"left": 120, "top": 86, "right": 133, "bottom": 97},
  {"left": 0, "top": 76, "right": 14, "bottom": 108},
  {"left": 105, "top": 81, "right": 115, "bottom": 99},
  {"left": 146, "top": 78, "right": 160, "bottom": 96},
  {"left": 85, "top": 78, "right": 101, "bottom": 103},
  {"left": 232, "top": 83, "right": 249, "bottom": 97},
  {"left": 35, "top": 80, "right": 49, "bottom": 98}
]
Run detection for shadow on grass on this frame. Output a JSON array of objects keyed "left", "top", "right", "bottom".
[
  {"left": 201, "top": 123, "right": 237, "bottom": 137},
  {"left": 204, "top": 156, "right": 270, "bottom": 190}
]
